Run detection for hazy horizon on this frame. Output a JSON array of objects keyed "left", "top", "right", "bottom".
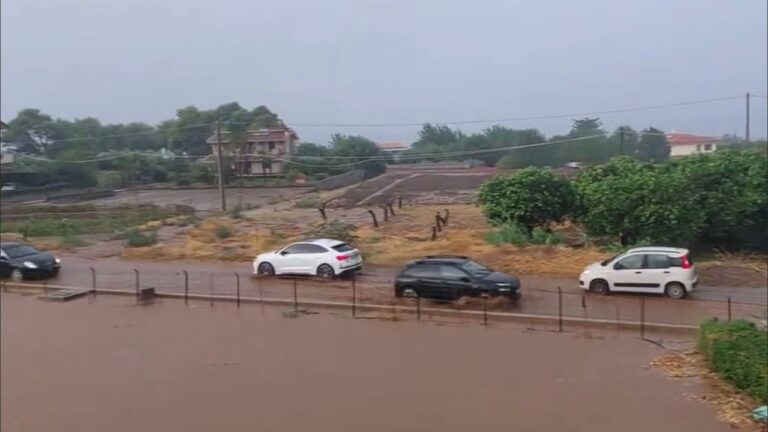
[{"left": 2, "top": 0, "right": 766, "bottom": 144}]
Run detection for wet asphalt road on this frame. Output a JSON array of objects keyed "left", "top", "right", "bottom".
[{"left": 21, "top": 254, "right": 768, "bottom": 327}]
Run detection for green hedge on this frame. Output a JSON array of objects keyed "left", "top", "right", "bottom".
[{"left": 698, "top": 319, "right": 768, "bottom": 403}]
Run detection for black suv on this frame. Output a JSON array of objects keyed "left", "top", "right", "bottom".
[
  {"left": 0, "top": 242, "right": 61, "bottom": 281},
  {"left": 394, "top": 256, "right": 520, "bottom": 301}
]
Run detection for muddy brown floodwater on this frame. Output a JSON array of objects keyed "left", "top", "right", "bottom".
[{"left": 2, "top": 293, "right": 732, "bottom": 432}]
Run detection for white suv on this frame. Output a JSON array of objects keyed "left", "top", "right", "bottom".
[
  {"left": 579, "top": 247, "right": 698, "bottom": 299},
  {"left": 253, "top": 238, "right": 362, "bottom": 279}
]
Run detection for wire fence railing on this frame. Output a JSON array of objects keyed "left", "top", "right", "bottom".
[{"left": 2, "top": 267, "right": 766, "bottom": 339}]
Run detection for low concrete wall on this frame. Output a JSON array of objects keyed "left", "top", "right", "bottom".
[{"left": 311, "top": 169, "right": 366, "bottom": 191}]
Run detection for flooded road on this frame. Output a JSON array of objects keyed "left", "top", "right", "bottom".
[
  {"left": 1, "top": 293, "right": 732, "bottom": 432},
  {"left": 34, "top": 254, "right": 768, "bottom": 328}
]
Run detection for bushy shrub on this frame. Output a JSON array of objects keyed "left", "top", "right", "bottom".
[
  {"left": 698, "top": 319, "right": 767, "bottom": 403},
  {"left": 120, "top": 228, "right": 157, "bottom": 247},
  {"left": 294, "top": 195, "right": 322, "bottom": 209},
  {"left": 485, "top": 224, "right": 564, "bottom": 247},
  {"left": 215, "top": 225, "right": 233, "bottom": 239}
]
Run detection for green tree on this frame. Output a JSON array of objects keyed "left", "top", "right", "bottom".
[
  {"left": 672, "top": 150, "right": 767, "bottom": 248},
  {"left": 4, "top": 109, "right": 62, "bottom": 154},
  {"left": 478, "top": 167, "right": 575, "bottom": 237},
  {"left": 636, "top": 127, "right": 669, "bottom": 162},
  {"left": 573, "top": 157, "right": 704, "bottom": 245},
  {"left": 329, "top": 134, "right": 388, "bottom": 178}
]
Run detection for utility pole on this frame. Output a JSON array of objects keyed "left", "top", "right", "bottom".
[
  {"left": 745, "top": 92, "right": 751, "bottom": 143},
  {"left": 215, "top": 121, "right": 227, "bottom": 212}
]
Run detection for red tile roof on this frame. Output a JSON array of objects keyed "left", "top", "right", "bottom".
[{"left": 666, "top": 133, "right": 720, "bottom": 146}]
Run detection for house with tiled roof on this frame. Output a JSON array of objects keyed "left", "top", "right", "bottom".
[
  {"left": 206, "top": 125, "right": 298, "bottom": 177},
  {"left": 666, "top": 132, "right": 720, "bottom": 157}
]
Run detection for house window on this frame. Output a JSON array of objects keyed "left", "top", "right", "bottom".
[
  {"left": 704, "top": 144, "right": 713, "bottom": 151},
  {"left": 268, "top": 143, "right": 276, "bottom": 151},
  {"left": 696, "top": 144, "right": 702, "bottom": 152}
]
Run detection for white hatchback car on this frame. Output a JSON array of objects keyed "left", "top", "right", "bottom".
[
  {"left": 579, "top": 247, "right": 698, "bottom": 299},
  {"left": 253, "top": 238, "right": 362, "bottom": 279}
]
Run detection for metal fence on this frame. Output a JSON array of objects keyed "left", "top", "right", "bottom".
[{"left": 2, "top": 268, "right": 766, "bottom": 340}]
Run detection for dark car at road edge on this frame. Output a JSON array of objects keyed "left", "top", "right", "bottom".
[
  {"left": 394, "top": 256, "right": 521, "bottom": 302},
  {"left": 0, "top": 242, "right": 61, "bottom": 281}
]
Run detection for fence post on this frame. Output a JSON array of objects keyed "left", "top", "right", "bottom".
[
  {"left": 90, "top": 267, "right": 96, "bottom": 297},
  {"left": 293, "top": 279, "right": 298, "bottom": 312},
  {"left": 557, "top": 287, "right": 563, "bottom": 332},
  {"left": 435, "top": 212, "right": 442, "bottom": 232},
  {"left": 351, "top": 273, "right": 357, "bottom": 318},
  {"left": 640, "top": 297, "right": 646, "bottom": 339},
  {"left": 443, "top": 208, "right": 450, "bottom": 225},
  {"left": 482, "top": 295, "right": 488, "bottom": 327},
  {"left": 183, "top": 270, "right": 189, "bottom": 305},
  {"left": 235, "top": 272, "right": 241, "bottom": 308},
  {"left": 727, "top": 296, "right": 732, "bottom": 322},
  {"left": 398, "top": 196, "right": 402, "bottom": 209},
  {"left": 381, "top": 205, "right": 389, "bottom": 222},
  {"left": 133, "top": 269, "right": 140, "bottom": 300},
  {"left": 416, "top": 295, "right": 421, "bottom": 320},
  {"left": 43, "top": 279, "right": 48, "bottom": 294},
  {"left": 431, "top": 226, "right": 437, "bottom": 241},
  {"left": 209, "top": 274, "right": 214, "bottom": 308},
  {"left": 388, "top": 202, "right": 395, "bottom": 216}
]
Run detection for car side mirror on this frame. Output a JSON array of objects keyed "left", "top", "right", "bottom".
[
  {"left": 280, "top": 251, "right": 289, "bottom": 256},
  {"left": 613, "top": 263, "right": 623, "bottom": 270}
]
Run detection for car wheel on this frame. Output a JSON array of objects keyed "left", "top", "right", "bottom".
[
  {"left": 316, "top": 264, "right": 335, "bottom": 280},
  {"left": 10, "top": 269, "right": 24, "bottom": 283},
  {"left": 589, "top": 279, "right": 610, "bottom": 295},
  {"left": 665, "top": 282, "right": 686, "bottom": 299},
  {"left": 257, "top": 262, "right": 275, "bottom": 276}
]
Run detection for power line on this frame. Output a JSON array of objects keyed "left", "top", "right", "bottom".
[{"left": 284, "top": 95, "right": 745, "bottom": 127}]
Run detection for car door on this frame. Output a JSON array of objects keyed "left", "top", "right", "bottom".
[
  {"left": 610, "top": 254, "right": 648, "bottom": 293},
  {"left": 641, "top": 254, "right": 672, "bottom": 294},
  {"left": 408, "top": 265, "right": 443, "bottom": 299},
  {"left": 437, "top": 265, "right": 475, "bottom": 300},
  {"left": 299, "top": 244, "right": 330, "bottom": 274},
  {"left": 273, "top": 243, "right": 307, "bottom": 273}
]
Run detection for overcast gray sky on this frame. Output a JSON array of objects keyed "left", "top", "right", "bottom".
[{"left": 2, "top": 0, "right": 766, "bottom": 143}]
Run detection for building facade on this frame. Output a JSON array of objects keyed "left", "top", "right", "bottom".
[
  {"left": 667, "top": 133, "right": 720, "bottom": 157},
  {"left": 206, "top": 126, "right": 298, "bottom": 176}
]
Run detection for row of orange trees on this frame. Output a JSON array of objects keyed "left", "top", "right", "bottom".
[{"left": 478, "top": 150, "right": 767, "bottom": 249}]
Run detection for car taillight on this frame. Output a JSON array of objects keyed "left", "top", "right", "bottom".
[
  {"left": 336, "top": 254, "right": 350, "bottom": 261},
  {"left": 681, "top": 255, "right": 692, "bottom": 269}
]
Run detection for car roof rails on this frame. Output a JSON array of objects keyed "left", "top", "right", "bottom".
[{"left": 424, "top": 255, "right": 468, "bottom": 260}]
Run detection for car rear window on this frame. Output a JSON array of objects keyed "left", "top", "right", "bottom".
[
  {"left": 332, "top": 243, "right": 355, "bottom": 253},
  {"left": 669, "top": 256, "right": 694, "bottom": 267}
]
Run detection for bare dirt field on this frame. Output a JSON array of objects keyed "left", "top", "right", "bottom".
[
  {"left": 92, "top": 187, "right": 309, "bottom": 212},
  {"left": 1, "top": 293, "right": 738, "bottom": 432},
  {"left": 327, "top": 168, "right": 496, "bottom": 208}
]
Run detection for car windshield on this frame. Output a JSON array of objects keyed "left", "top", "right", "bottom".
[
  {"left": 600, "top": 253, "right": 622, "bottom": 266},
  {"left": 5, "top": 245, "right": 39, "bottom": 259},
  {"left": 460, "top": 260, "right": 491, "bottom": 276}
]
